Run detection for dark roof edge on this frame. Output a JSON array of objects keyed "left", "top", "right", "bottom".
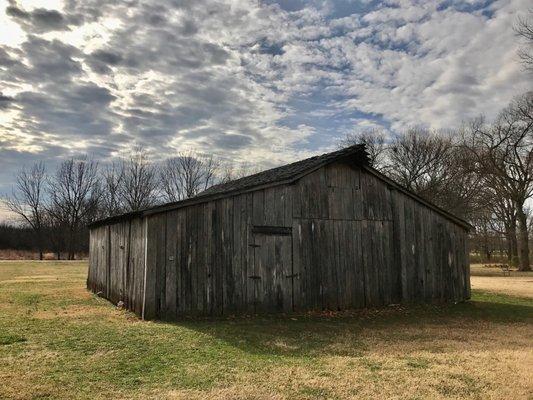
[
  {"left": 88, "top": 210, "right": 143, "bottom": 228},
  {"left": 362, "top": 165, "right": 472, "bottom": 231}
]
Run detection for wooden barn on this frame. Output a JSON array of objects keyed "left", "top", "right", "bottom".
[{"left": 87, "top": 145, "right": 471, "bottom": 320}]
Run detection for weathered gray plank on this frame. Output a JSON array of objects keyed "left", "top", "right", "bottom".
[{"left": 164, "top": 211, "right": 178, "bottom": 319}]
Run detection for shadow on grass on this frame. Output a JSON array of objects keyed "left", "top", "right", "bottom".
[
  {"left": 21, "top": 291, "right": 530, "bottom": 393},
  {"left": 173, "top": 293, "right": 532, "bottom": 358}
]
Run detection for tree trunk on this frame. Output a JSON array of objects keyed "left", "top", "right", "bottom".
[
  {"left": 505, "top": 216, "right": 518, "bottom": 267},
  {"left": 516, "top": 205, "right": 531, "bottom": 271},
  {"left": 36, "top": 228, "right": 44, "bottom": 261},
  {"left": 68, "top": 227, "right": 75, "bottom": 261},
  {"left": 482, "top": 232, "right": 491, "bottom": 262},
  {"left": 506, "top": 219, "right": 519, "bottom": 267}
]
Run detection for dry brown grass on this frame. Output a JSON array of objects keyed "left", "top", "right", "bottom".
[
  {"left": 0, "top": 261, "right": 532, "bottom": 400},
  {"left": 471, "top": 276, "right": 533, "bottom": 299},
  {"left": 470, "top": 263, "right": 533, "bottom": 299},
  {"left": 0, "top": 249, "right": 87, "bottom": 260}
]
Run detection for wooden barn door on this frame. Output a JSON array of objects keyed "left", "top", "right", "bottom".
[{"left": 251, "top": 227, "right": 293, "bottom": 313}]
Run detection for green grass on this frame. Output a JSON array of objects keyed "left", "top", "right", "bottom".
[{"left": 0, "top": 261, "right": 532, "bottom": 399}]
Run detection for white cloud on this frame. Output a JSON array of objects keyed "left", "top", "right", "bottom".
[
  {"left": 0, "top": 199, "right": 17, "bottom": 223},
  {"left": 0, "top": 0, "right": 531, "bottom": 195}
]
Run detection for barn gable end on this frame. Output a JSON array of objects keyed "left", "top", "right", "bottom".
[{"left": 87, "top": 146, "right": 470, "bottom": 319}]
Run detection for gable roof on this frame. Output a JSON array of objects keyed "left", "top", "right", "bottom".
[
  {"left": 88, "top": 144, "right": 470, "bottom": 230},
  {"left": 197, "top": 144, "right": 369, "bottom": 198},
  {"left": 89, "top": 145, "right": 368, "bottom": 227}
]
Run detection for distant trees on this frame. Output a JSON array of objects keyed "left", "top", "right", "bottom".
[
  {"left": 47, "top": 157, "right": 101, "bottom": 260},
  {"left": 160, "top": 151, "right": 219, "bottom": 202},
  {"left": 4, "top": 158, "right": 101, "bottom": 259},
  {"left": 462, "top": 92, "right": 533, "bottom": 271},
  {"left": 1, "top": 148, "right": 234, "bottom": 258},
  {"left": 118, "top": 149, "right": 159, "bottom": 211},
  {"left": 5, "top": 162, "right": 47, "bottom": 259},
  {"left": 341, "top": 127, "right": 486, "bottom": 220},
  {"left": 3, "top": 93, "right": 533, "bottom": 267},
  {"left": 0, "top": 223, "right": 37, "bottom": 251},
  {"left": 340, "top": 91, "right": 533, "bottom": 270}
]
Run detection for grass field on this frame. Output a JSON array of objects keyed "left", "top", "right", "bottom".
[
  {"left": 0, "top": 261, "right": 532, "bottom": 399},
  {"left": 470, "top": 264, "right": 533, "bottom": 299}
]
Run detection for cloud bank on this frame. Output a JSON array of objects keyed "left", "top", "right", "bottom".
[{"left": 0, "top": 0, "right": 531, "bottom": 198}]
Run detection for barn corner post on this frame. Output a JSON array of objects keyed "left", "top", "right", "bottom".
[{"left": 87, "top": 228, "right": 93, "bottom": 292}]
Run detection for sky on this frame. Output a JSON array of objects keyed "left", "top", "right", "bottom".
[{"left": 0, "top": 0, "right": 532, "bottom": 221}]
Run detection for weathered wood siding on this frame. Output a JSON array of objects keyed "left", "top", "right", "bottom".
[
  {"left": 291, "top": 163, "right": 469, "bottom": 310},
  {"left": 292, "top": 163, "right": 397, "bottom": 310},
  {"left": 139, "top": 185, "right": 294, "bottom": 319},
  {"left": 87, "top": 216, "right": 146, "bottom": 315},
  {"left": 88, "top": 160, "right": 470, "bottom": 319}
]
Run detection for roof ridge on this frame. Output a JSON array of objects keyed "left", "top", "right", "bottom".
[
  {"left": 196, "top": 144, "right": 367, "bottom": 198},
  {"left": 88, "top": 144, "right": 368, "bottom": 228}
]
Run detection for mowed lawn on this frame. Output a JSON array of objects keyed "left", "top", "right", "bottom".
[{"left": 0, "top": 262, "right": 532, "bottom": 400}]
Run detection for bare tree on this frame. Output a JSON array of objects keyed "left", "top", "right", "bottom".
[
  {"left": 218, "top": 161, "right": 259, "bottom": 184},
  {"left": 462, "top": 92, "right": 533, "bottom": 271},
  {"left": 491, "top": 195, "right": 519, "bottom": 266},
  {"left": 387, "top": 127, "right": 452, "bottom": 196},
  {"left": 47, "top": 157, "right": 101, "bottom": 260},
  {"left": 160, "top": 151, "right": 219, "bottom": 202},
  {"left": 100, "top": 162, "right": 124, "bottom": 217},
  {"left": 119, "top": 148, "right": 159, "bottom": 211},
  {"left": 383, "top": 127, "right": 487, "bottom": 219},
  {"left": 515, "top": 11, "right": 533, "bottom": 71},
  {"left": 340, "top": 128, "right": 388, "bottom": 170},
  {"left": 4, "top": 162, "right": 47, "bottom": 259},
  {"left": 44, "top": 203, "right": 68, "bottom": 260}
]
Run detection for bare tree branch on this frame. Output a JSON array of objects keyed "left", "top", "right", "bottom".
[
  {"left": 4, "top": 162, "right": 47, "bottom": 259},
  {"left": 515, "top": 11, "right": 533, "bottom": 72},
  {"left": 160, "top": 151, "right": 220, "bottom": 202},
  {"left": 340, "top": 128, "right": 388, "bottom": 170},
  {"left": 118, "top": 148, "right": 159, "bottom": 211}
]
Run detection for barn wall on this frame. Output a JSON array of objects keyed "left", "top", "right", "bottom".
[
  {"left": 138, "top": 184, "right": 294, "bottom": 320},
  {"left": 292, "top": 163, "right": 398, "bottom": 310},
  {"left": 88, "top": 160, "right": 470, "bottom": 320},
  {"left": 391, "top": 192, "right": 470, "bottom": 304},
  {"left": 291, "top": 162, "right": 469, "bottom": 309},
  {"left": 87, "top": 216, "right": 146, "bottom": 315}
]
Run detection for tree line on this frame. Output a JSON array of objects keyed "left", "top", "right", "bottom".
[
  {"left": 2, "top": 150, "right": 251, "bottom": 260},
  {"left": 1, "top": 92, "right": 532, "bottom": 268},
  {"left": 342, "top": 91, "right": 532, "bottom": 271}
]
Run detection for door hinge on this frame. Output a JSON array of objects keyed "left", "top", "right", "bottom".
[{"left": 286, "top": 273, "right": 299, "bottom": 279}]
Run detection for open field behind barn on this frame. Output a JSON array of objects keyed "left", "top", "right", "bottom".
[
  {"left": 470, "top": 264, "right": 533, "bottom": 299},
  {"left": 0, "top": 261, "right": 532, "bottom": 400}
]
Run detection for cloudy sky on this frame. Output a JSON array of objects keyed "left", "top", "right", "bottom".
[{"left": 0, "top": 0, "right": 531, "bottom": 218}]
